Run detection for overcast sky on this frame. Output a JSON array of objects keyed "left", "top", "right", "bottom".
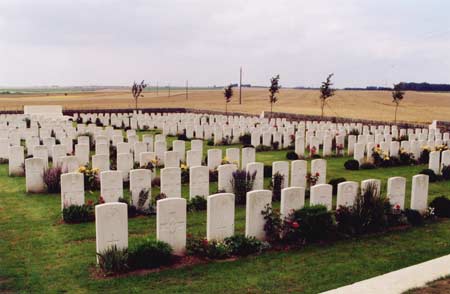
[{"left": 1, "top": 0, "right": 450, "bottom": 88}]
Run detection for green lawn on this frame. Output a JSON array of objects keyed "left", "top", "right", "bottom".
[{"left": 1, "top": 137, "right": 450, "bottom": 293}]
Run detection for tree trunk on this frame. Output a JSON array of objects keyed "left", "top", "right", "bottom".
[
  {"left": 270, "top": 102, "right": 273, "bottom": 118},
  {"left": 135, "top": 98, "right": 138, "bottom": 112},
  {"left": 394, "top": 104, "right": 398, "bottom": 123},
  {"left": 321, "top": 100, "right": 324, "bottom": 118}
]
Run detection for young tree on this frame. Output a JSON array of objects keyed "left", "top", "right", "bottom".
[
  {"left": 392, "top": 83, "right": 405, "bottom": 123},
  {"left": 224, "top": 84, "right": 233, "bottom": 114},
  {"left": 131, "top": 80, "right": 147, "bottom": 111},
  {"left": 319, "top": 73, "right": 335, "bottom": 118},
  {"left": 269, "top": 74, "right": 281, "bottom": 117}
]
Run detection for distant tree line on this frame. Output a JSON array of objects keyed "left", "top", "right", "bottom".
[{"left": 344, "top": 82, "right": 450, "bottom": 92}]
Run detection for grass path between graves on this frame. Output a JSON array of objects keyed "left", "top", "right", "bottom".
[{"left": 1, "top": 138, "right": 450, "bottom": 293}]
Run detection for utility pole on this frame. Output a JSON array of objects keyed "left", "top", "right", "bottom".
[
  {"left": 239, "top": 66, "right": 242, "bottom": 104},
  {"left": 185, "top": 80, "right": 188, "bottom": 100}
]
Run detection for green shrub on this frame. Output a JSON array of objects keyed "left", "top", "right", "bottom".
[
  {"left": 97, "top": 245, "right": 129, "bottom": 275},
  {"left": 360, "top": 162, "right": 376, "bottom": 170},
  {"left": 186, "top": 236, "right": 231, "bottom": 259},
  {"left": 239, "top": 132, "right": 251, "bottom": 145},
  {"left": 441, "top": 165, "right": 450, "bottom": 181},
  {"left": 188, "top": 196, "right": 207, "bottom": 211},
  {"left": 419, "top": 169, "right": 439, "bottom": 183},
  {"left": 270, "top": 172, "right": 284, "bottom": 201},
  {"left": 224, "top": 234, "right": 268, "bottom": 256},
  {"left": 335, "top": 183, "right": 389, "bottom": 235},
  {"left": 429, "top": 196, "right": 450, "bottom": 218},
  {"left": 256, "top": 145, "right": 272, "bottom": 152},
  {"left": 263, "top": 165, "right": 272, "bottom": 178},
  {"left": 62, "top": 204, "right": 94, "bottom": 223},
  {"left": 209, "top": 170, "right": 218, "bottom": 182},
  {"left": 128, "top": 239, "right": 173, "bottom": 269},
  {"left": 405, "top": 209, "right": 424, "bottom": 226},
  {"left": 344, "top": 159, "right": 359, "bottom": 170},
  {"left": 328, "top": 178, "right": 346, "bottom": 195},
  {"left": 286, "top": 151, "right": 299, "bottom": 160},
  {"left": 231, "top": 169, "right": 257, "bottom": 205},
  {"left": 285, "top": 205, "right": 336, "bottom": 243},
  {"left": 262, "top": 205, "right": 283, "bottom": 243}
]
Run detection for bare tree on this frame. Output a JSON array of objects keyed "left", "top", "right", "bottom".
[
  {"left": 224, "top": 84, "right": 233, "bottom": 114},
  {"left": 392, "top": 83, "right": 405, "bottom": 123},
  {"left": 269, "top": 74, "right": 281, "bottom": 117},
  {"left": 131, "top": 80, "right": 147, "bottom": 111},
  {"left": 319, "top": 73, "right": 335, "bottom": 118}
]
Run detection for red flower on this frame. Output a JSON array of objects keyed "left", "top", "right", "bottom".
[
  {"left": 291, "top": 221, "right": 300, "bottom": 229},
  {"left": 315, "top": 172, "right": 320, "bottom": 177},
  {"left": 394, "top": 204, "right": 401, "bottom": 210},
  {"left": 202, "top": 239, "right": 209, "bottom": 246},
  {"left": 99, "top": 196, "right": 105, "bottom": 204},
  {"left": 87, "top": 200, "right": 94, "bottom": 206}
]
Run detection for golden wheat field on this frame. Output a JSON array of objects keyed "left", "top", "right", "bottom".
[{"left": 1, "top": 88, "right": 449, "bottom": 124}]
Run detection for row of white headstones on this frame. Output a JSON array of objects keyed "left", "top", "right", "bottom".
[{"left": 95, "top": 173, "right": 430, "bottom": 257}]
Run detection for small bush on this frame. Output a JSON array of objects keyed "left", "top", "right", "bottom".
[
  {"left": 62, "top": 204, "right": 94, "bottom": 223},
  {"left": 441, "top": 165, "right": 450, "bottom": 181},
  {"left": 239, "top": 132, "right": 251, "bottom": 145},
  {"left": 97, "top": 245, "right": 129, "bottom": 275},
  {"left": 186, "top": 236, "right": 231, "bottom": 259},
  {"left": 419, "top": 149, "right": 430, "bottom": 164},
  {"left": 188, "top": 196, "right": 207, "bottom": 211},
  {"left": 271, "top": 141, "right": 280, "bottom": 150},
  {"left": 360, "top": 162, "right": 376, "bottom": 170},
  {"left": 285, "top": 205, "right": 336, "bottom": 243},
  {"left": 128, "top": 239, "right": 173, "bottom": 270},
  {"left": 262, "top": 205, "right": 283, "bottom": 243},
  {"left": 209, "top": 170, "right": 218, "bottom": 182},
  {"left": 419, "top": 169, "right": 439, "bottom": 183},
  {"left": 256, "top": 145, "right": 272, "bottom": 152},
  {"left": 231, "top": 169, "right": 257, "bottom": 205},
  {"left": 224, "top": 234, "right": 268, "bottom": 256},
  {"left": 311, "top": 154, "right": 322, "bottom": 159},
  {"left": 270, "top": 172, "right": 284, "bottom": 201},
  {"left": 405, "top": 209, "right": 424, "bottom": 226},
  {"left": 286, "top": 151, "right": 299, "bottom": 160},
  {"left": 328, "top": 178, "right": 346, "bottom": 195},
  {"left": 263, "top": 165, "right": 272, "bottom": 178},
  {"left": 151, "top": 176, "right": 161, "bottom": 187},
  {"left": 43, "top": 166, "right": 63, "bottom": 193},
  {"left": 429, "top": 196, "right": 450, "bottom": 218},
  {"left": 177, "top": 133, "right": 188, "bottom": 141}
]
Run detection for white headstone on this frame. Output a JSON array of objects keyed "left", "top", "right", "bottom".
[
  {"left": 245, "top": 190, "right": 272, "bottom": 240},
  {"left": 207, "top": 193, "right": 235, "bottom": 241},
  {"left": 336, "top": 181, "right": 358, "bottom": 208},
  {"left": 95, "top": 203, "right": 128, "bottom": 260},
  {"left": 189, "top": 166, "right": 209, "bottom": 199},
  {"left": 411, "top": 174, "right": 429, "bottom": 212},
  {"left": 280, "top": 187, "right": 305, "bottom": 218},
  {"left": 100, "top": 171, "right": 123, "bottom": 202},
  {"left": 310, "top": 184, "right": 332, "bottom": 210},
  {"left": 387, "top": 176, "right": 406, "bottom": 209},
  {"left": 60, "top": 172, "right": 84, "bottom": 210},
  {"left": 157, "top": 198, "right": 186, "bottom": 255},
  {"left": 160, "top": 167, "right": 181, "bottom": 198}
]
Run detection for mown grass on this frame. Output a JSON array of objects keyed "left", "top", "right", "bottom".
[{"left": 1, "top": 136, "right": 450, "bottom": 293}]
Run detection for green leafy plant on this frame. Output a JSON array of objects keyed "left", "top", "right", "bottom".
[
  {"left": 231, "top": 169, "right": 257, "bottom": 205},
  {"left": 429, "top": 196, "right": 450, "bottom": 218},
  {"left": 286, "top": 151, "right": 299, "bottom": 160},
  {"left": 97, "top": 245, "right": 129, "bottom": 275},
  {"left": 344, "top": 159, "right": 359, "bottom": 170},
  {"left": 270, "top": 172, "right": 284, "bottom": 201},
  {"left": 62, "top": 203, "right": 94, "bottom": 223},
  {"left": 224, "top": 234, "right": 269, "bottom": 256},
  {"left": 128, "top": 239, "right": 173, "bottom": 269},
  {"left": 188, "top": 196, "right": 207, "bottom": 212}
]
